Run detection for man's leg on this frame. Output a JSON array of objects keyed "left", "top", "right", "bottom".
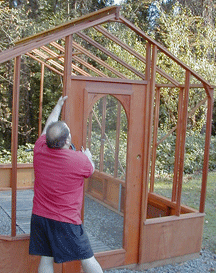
[
  {"left": 38, "top": 256, "right": 54, "bottom": 273},
  {"left": 81, "top": 256, "right": 103, "bottom": 273}
]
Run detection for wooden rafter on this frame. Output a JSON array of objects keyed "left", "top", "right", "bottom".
[
  {"left": 77, "top": 31, "right": 146, "bottom": 80},
  {"left": 72, "top": 41, "right": 127, "bottom": 78},
  {"left": 94, "top": 25, "right": 180, "bottom": 86},
  {"left": 119, "top": 15, "right": 213, "bottom": 91},
  {"left": 0, "top": 10, "right": 118, "bottom": 64},
  {"left": 50, "top": 41, "right": 108, "bottom": 77}
]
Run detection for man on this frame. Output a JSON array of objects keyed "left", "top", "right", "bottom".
[{"left": 29, "top": 96, "right": 103, "bottom": 273}]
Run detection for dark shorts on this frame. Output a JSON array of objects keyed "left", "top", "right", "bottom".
[{"left": 29, "top": 214, "right": 94, "bottom": 263}]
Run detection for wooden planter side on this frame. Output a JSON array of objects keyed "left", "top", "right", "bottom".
[
  {"left": 0, "top": 164, "right": 34, "bottom": 190},
  {"left": 139, "top": 212, "right": 204, "bottom": 264}
]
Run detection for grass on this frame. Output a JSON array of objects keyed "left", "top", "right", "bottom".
[{"left": 153, "top": 171, "right": 216, "bottom": 254}]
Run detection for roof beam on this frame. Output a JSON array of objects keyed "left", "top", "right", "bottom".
[
  {"left": 0, "top": 10, "right": 117, "bottom": 64},
  {"left": 77, "top": 31, "right": 146, "bottom": 80},
  {"left": 72, "top": 41, "right": 127, "bottom": 78},
  {"left": 44, "top": 42, "right": 108, "bottom": 77},
  {"left": 119, "top": 16, "right": 212, "bottom": 89}
]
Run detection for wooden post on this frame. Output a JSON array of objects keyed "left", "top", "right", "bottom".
[
  {"left": 11, "top": 56, "right": 21, "bottom": 237},
  {"left": 172, "top": 87, "right": 184, "bottom": 202},
  {"left": 114, "top": 101, "right": 121, "bottom": 178},
  {"left": 38, "top": 63, "right": 44, "bottom": 136},
  {"left": 99, "top": 96, "right": 106, "bottom": 172},
  {"left": 142, "top": 44, "right": 157, "bottom": 221},
  {"left": 200, "top": 87, "right": 214, "bottom": 213},
  {"left": 149, "top": 87, "right": 160, "bottom": 192},
  {"left": 62, "top": 34, "right": 73, "bottom": 120},
  {"left": 88, "top": 111, "right": 93, "bottom": 150},
  {"left": 175, "top": 70, "right": 190, "bottom": 216}
]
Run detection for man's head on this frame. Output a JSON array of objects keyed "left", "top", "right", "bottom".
[{"left": 46, "top": 121, "right": 71, "bottom": 149}]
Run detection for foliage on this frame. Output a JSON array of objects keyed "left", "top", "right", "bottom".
[
  {"left": 0, "top": 143, "right": 34, "bottom": 163},
  {"left": 155, "top": 130, "right": 216, "bottom": 176}
]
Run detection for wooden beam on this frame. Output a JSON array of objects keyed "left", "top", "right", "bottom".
[
  {"left": 157, "top": 96, "right": 208, "bottom": 147},
  {"left": 72, "top": 41, "right": 127, "bottom": 78},
  {"left": 0, "top": 12, "right": 116, "bottom": 64},
  {"left": 94, "top": 25, "right": 180, "bottom": 86},
  {"left": 149, "top": 87, "right": 160, "bottom": 192},
  {"left": 41, "top": 45, "right": 91, "bottom": 77},
  {"left": 76, "top": 32, "right": 146, "bottom": 80},
  {"left": 99, "top": 96, "right": 107, "bottom": 172},
  {"left": 38, "top": 63, "right": 44, "bottom": 137},
  {"left": 62, "top": 35, "right": 73, "bottom": 119},
  {"left": 114, "top": 102, "right": 121, "bottom": 178},
  {"left": 32, "top": 49, "right": 65, "bottom": 71},
  {"left": 200, "top": 87, "right": 214, "bottom": 213},
  {"left": 49, "top": 41, "right": 108, "bottom": 77},
  {"left": 16, "top": 6, "right": 119, "bottom": 45},
  {"left": 26, "top": 53, "right": 64, "bottom": 76},
  {"left": 11, "top": 56, "right": 21, "bottom": 237},
  {"left": 72, "top": 55, "right": 108, "bottom": 77},
  {"left": 172, "top": 89, "right": 185, "bottom": 202},
  {"left": 175, "top": 71, "right": 191, "bottom": 216},
  {"left": 119, "top": 16, "right": 212, "bottom": 89}
]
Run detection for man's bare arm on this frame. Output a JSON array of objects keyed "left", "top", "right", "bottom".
[{"left": 41, "top": 96, "right": 68, "bottom": 135}]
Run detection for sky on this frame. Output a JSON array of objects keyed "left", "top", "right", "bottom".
[{"left": 114, "top": 0, "right": 122, "bottom": 5}]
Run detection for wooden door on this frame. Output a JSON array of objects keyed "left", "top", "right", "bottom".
[{"left": 64, "top": 78, "right": 147, "bottom": 271}]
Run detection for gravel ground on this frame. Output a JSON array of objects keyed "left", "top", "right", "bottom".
[
  {"left": 0, "top": 206, "right": 24, "bottom": 235},
  {"left": 84, "top": 195, "right": 124, "bottom": 250}
]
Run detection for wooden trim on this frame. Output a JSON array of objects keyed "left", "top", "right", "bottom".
[
  {"left": 175, "top": 71, "right": 191, "bottom": 216},
  {"left": 11, "top": 56, "right": 21, "bottom": 237},
  {"left": 99, "top": 97, "right": 107, "bottom": 172},
  {"left": 71, "top": 75, "right": 147, "bottom": 85},
  {"left": 150, "top": 87, "right": 160, "bottom": 192},
  {"left": 148, "top": 192, "right": 198, "bottom": 214},
  {"left": 144, "top": 211, "right": 205, "bottom": 225},
  {"left": 142, "top": 44, "right": 157, "bottom": 222},
  {"left": 62, "top": 35, "right": 73, "bottom": 119},
  {"left": 114, "top": 102, "right": 121, "bottom": 178},
  {"left": 0, "top": 163, "right": 33, "bottom": 169},
  {"left": 172, "top": 88, "right": 184, "bottom": 202},
  {"left": 38, "top": 63, "right": 44, "bottom": 136},
  {"left": 200, "top": 88, "right": 214, "bottom": 212}
]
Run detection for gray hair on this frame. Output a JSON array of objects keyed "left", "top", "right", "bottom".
[{"left": 46, "top": 121, "right": 69, "bottom": 149}]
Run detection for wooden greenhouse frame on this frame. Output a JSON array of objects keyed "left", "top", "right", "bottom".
[{"left": 0, "top": 5, "right": 214, "bottom": 272}]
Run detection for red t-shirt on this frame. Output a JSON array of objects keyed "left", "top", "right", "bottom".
[{"left": 32, "top": 134, "right": 93, "bottom": 225}]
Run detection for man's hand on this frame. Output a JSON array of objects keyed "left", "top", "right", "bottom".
[
  {"left": 57, "top": 96, "right": 68, "bottom": 107},
  {"left": 81, "top": 147, "right": 92, "bottom": 159},
  {"left": 81, "top": 147, "right": 95, "bottom": 173}
]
